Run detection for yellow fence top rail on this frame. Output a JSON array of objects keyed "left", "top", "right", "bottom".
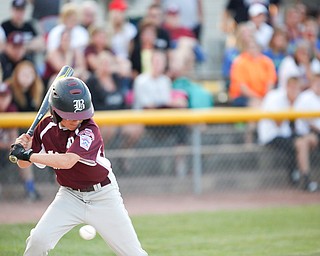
[{"left": 1, "top": 108, "right": 320, "bottom": 128}]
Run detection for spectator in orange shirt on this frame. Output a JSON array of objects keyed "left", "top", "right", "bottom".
[{"left": 229, "top": 38, "right": 277, "bottom": 107}]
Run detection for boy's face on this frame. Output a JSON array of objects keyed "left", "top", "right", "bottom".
[{"left": 60, "top": 119, "right": 83, "bottom": 131}]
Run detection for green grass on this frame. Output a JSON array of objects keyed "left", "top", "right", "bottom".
[{"left": 0, "top": 205, "right": 319, "bottom": 256}]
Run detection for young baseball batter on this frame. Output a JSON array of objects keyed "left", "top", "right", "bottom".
[{"left": 9, "top": 77, "right": 148, "bottom": 256}]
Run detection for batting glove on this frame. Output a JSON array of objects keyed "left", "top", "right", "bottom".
[{"left": 10, "top": 143, "right": 33, "bottom": 162}]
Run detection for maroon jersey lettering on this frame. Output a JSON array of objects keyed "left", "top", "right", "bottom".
[{"left": 32, "top": 117, "right": 111, "bottom": 189}]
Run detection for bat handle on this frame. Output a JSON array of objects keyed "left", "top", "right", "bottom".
[
  {"left": 9, "top": 132, "right": 32, "bottom": 164},
  {"left": 9, "top": 154, "right": 18, "bottom": 164},
  {"left": 9, "top": 129, "right": 33, "bottom": 164},
  {"left": 26, "top": 128, "right": 34, "bottom": 137}
]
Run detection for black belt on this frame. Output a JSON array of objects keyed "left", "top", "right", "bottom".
[{"left": 72, "top": 177, "right": 110, "bottom": 192}]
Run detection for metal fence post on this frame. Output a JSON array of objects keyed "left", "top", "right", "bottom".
[{"left": 192, "top": 124, "right": 202, "bottom": 195}]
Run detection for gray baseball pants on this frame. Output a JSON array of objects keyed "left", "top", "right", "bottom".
[{"left": 23, "top": 171, "right": 148, "bottom": 256}]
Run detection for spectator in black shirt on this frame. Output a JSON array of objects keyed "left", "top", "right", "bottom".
[
  {"left": 0, "top": 31, "right": 30, "bottom": 80},
  {"left": 145, "top": 4, "right": 171, "bottom": 51},
  {"left": 130, "top": 4, "right": 172, "bottom": 77},
  {"left": 28, "top": 0, "right": 61, "bottom": 37},
  {"left": 1, "top": 0, "right": 45, "bottom": 62},
  {"left": 87, "top": 52, "right": 129, "bottom": 111},
  {"left": 130, "top": 19, "right": 158, "bottom": 77},
  {"left": 86, "top": 51, "right": 143, "bottom": 151}
]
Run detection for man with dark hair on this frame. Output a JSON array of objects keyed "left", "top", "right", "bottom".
[
  {"left": 258, "top": 76, "right": 302, "bottom": 186},
  {"left": 145, "top": 4, "right": 171, "bottom": 50},
  {"left": 0, "top": 31, "right": 30, "bottom": 80},
  {"left": 294, "top": 74, "right": 320, "bottom": 192},
  {"left": 1, "top": 0, "right": 45, "bottom": 62}
]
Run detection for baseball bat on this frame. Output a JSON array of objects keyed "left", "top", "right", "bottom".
[{"left": 9, "top": 65, "right": 74, "bottom": 164}]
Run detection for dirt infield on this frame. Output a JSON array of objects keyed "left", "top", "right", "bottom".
[{"left": 1, "top": 189, "right": 319, "bottom": 224}]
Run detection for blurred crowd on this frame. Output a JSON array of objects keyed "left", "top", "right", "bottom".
[
  {"left": 1, "top": 0, "right": 320, "bottom": 200},
  {"left": 0, "top": 0, "right": 211, "bottom": 201},
  {"left": 222, "top": 0, "right": 320, "bottom": 192}
]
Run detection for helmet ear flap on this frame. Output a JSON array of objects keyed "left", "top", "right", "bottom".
[
  {"left": 50, "top": 106, "right": 62, "bottom": 124},
  {"left": 49, "top": 77, "right": 94, "bottom": 120}
]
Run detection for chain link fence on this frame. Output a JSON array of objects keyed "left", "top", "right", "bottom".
[
  {"left": 107, "top": 123, "right": 318, "bottom": 195},
  {"left": 1, "top": 118, "right": 319, "bottom": 201}
]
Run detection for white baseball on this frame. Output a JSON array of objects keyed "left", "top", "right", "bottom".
[{"left": 79, "top": 225, "right": 96, "bottom": 240}]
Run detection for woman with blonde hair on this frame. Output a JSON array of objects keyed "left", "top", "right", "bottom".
[
  {"left": 84, "top": 25, "right": 112, "bottom": 72},
  {"left": 5, "top": 60, "right": 44, "bottom": 201},
  {"left": 43, "top": 29, "right": 88, "bottom": 88},
  {"left": 46, "top": 2, "right": 89, "bottom": 52},
  {"left": 7, "top": 60, "right": 44, "bottom": 111}
]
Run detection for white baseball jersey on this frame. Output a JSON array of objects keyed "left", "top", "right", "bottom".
[
  {"left": 294, "top": 89, "right": 320, "bottom": 136},
  {"left": 257, "top": 88, "right": 293, "bottom": 145}
]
